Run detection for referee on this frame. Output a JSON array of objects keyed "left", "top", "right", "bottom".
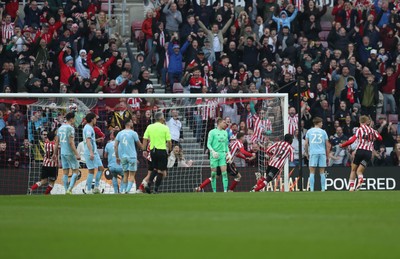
[{"left": 142, "top": 111, "right": 172, "bottom": 194}]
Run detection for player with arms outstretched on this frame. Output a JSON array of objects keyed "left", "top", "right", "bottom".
[
  {"left": 104, "top": 130, "right": 124, "bottom": 194},
  {"left": 340, "top": 115, "right": 382, "bottom": 191},
  {"left": 28, "top": 131, "right": 58, "bottom": 195},
  {"left": 54, "top": 112, "right": 81, "bottom": 194},
  {"left": 251, "top": 134, "right": 294, "bottom": 192},
  {"left": 207, "top": 117, "right": 230, "bottom": 192},
  {"left": 115, "top": 118, "right": 143, "bottom": 194},
  {"left": 304, "top": 117, "right": 330, "bottom": 192}
]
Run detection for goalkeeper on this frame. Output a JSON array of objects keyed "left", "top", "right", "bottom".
[{"left": 207, "top": 118, "right": 230, "bottom": 192}]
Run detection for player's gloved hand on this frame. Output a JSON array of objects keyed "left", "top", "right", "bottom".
[
  {"left": 226, "top": 152, "right": 233, "bottom": 164},
  {"left": 211, "top": 149, "right": 219, "bottom": 159}
]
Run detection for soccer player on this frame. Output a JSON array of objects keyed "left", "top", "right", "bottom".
[
  {"left": 104, "top": 130, "right": 124, "bottom": 194},
  {"left": 114, "top": 118, "right": 143, "bottom": 194},
  {"left": 340, "top": 115, "right": 382, "bottom": 191},
  {"left": 251, "top": 134, "right": 294, "bottom": 192},
  {"left": 54, "top": 112, "right": 81, "bottom": 194},
  {"left": 142, "top": 111, "right": 172, "bottom": 194},
  {"left": 304, "top": 117, "right": 330, "bottom": 192},
  {"left": 83, "top": 113, "right": 104, "bottom": 194},
  {"left": 137, "top": 141, "right": 154, "bottom": 193},
  {"left": 28, "top": 131, "right": 58, "bottom": 195},
  {"left": 207, "top": 117, "right": 230, "bottom": 192}
]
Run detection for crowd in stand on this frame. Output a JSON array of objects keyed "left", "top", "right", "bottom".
[{"left": 0, "top": 0, "right": 400, "bottom": 169}]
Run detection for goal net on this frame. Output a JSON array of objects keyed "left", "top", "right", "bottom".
[{"left": 0, "top": 93, "right": 289, "bottom": 194}]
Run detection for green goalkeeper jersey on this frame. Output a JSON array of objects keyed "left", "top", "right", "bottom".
[{"left": 207, "top": 129, "right": 229, "bottom": 153}]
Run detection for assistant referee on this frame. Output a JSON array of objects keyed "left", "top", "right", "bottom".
[{"left": 142, "top": 111, "right": 172, "bottom": 194}]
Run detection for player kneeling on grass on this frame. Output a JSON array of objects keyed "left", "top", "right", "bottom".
[
  {"left": 29, "top": 131, "right": 58, "bottom": 195},
  {"left": 339, "top": 115, "right": 382, "bottom": 191},
  {"left": 207, "top": 117, "right": 230, "bottom": 192},
  {"left": 251, "top": 134, "right": 294, "bottom": 192},
  {"left": 115, "top": 118, "right": 143, "bottom": 194},
  {"left": 104, "top": 130, "right": 125, "bottom": 194},
  {"left": 304, "top": 117, "right": 330, "bottom": 192}
]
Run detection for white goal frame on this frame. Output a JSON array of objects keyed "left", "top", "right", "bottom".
[{"left": 1, "top": 93, "right": 290, "bottom": 192}]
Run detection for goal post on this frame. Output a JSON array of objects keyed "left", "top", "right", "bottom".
[{"left": 0, "top": 93, "right": 290, "bottom": 194}]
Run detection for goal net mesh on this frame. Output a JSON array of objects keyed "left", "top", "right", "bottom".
[{"left": 0, "top": 94, "right": 288, "bottom": 194}]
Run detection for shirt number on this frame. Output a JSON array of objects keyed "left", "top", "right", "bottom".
[
  {"left": 311, "top": 133, "right": 323, "bottom": 144},
  {"left": 122, "top": 137, "right": 128, "bottom": 146},
  {"left": 59, "top": 132, "right": 67, "bottom": 143}
]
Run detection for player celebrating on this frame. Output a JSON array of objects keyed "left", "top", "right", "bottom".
[
  {"left": 207, "top": 117, "right": 230, "bottom": 192},
  {"left": 251, "top": 134, "right": 294, "bottom": 192},
  {"left": 28, "top": 131, "right": 58, "bottom": 195},
  {"left": 115, "top": 118, "right": 143, "bottom": 194},
  {"left": 340, "top": 116, "right": 382, "bottom": 191},
  {"left": 83, "top": 113, "right": 104, "bottom": 194},
  {"left": 304, "top": 117, "right": 330, "bottom": 192},
  {"left": 54, "top": 112, "right": 81, "bottom": 194},
  {"left": 104, "top": 130, "right": 124, "bottom": 194}
]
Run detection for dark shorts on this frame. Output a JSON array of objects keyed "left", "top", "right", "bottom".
[
  {"left": 147, "top": 159, "right": 155, "bottom": 171},
  {"left": 353, "top": 149, "right": 372, "bottom": 167},
  {"left": 216, "top": 163, "right": 238, "bottom": 176},
  {"left": 266, "top": 166, "right": 280, "bottom": 179},
  {"left": 40, "top": 166, "right": 58, "bottom": 181},
  {"left": 150, "top": 148, "right": 168, "bottom": 171}
]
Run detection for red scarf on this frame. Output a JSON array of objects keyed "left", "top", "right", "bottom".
[{"left": 347, "top": 87, "right": 355, "bottom": 104}]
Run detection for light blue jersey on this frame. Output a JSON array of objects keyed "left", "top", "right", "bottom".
[
  {"left": 306, "top": 127, "right": 328, "bottom": 155},
  {"left": 105, "top": 141, "right": 121, "bottom": 170},
  {"left": 83, "top": 124, "right": 97, "bottom": 155},
  {"left": 58, "top": 124, "right": 75, "bottom": 155},
  {"left": 116, "top": 129, "right": 140, "bottom": 159}
]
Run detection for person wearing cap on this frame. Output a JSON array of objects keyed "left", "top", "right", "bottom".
[
  {"left": 87, "top": 49, "right": 117, "bottom": 87},
  {"left": 75, "top": 49, "right": 90, "bottom": 79},
  {"left": 26, "top": 77, "right": 43, "bottom": 93},
  {"left": 187, "top": 49, "right": 212, "bottom": 76},
  {"left": 167, "top": 34, "right": 190, "bottom": 86},
  {"left": 58, "top": 42, "right": 76, "bottom": 85}
]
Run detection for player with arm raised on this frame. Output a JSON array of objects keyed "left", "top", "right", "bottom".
[
  {"left": 340, "top": 115, "right": 382, "bottom": 191},
  {"left": 304, "top": 117, "right": 330, "bottom": 192},
  {"left": 227, "top": 132, "right": 256, "bottom": 191},
  {"left": 83, "top": 113, "right": 105, "bottom": 194},
  {"left": 207, "top": 117, "right": 230, "bottom": 192},
  {"left": 28, "top": 131, "right": 58, "bottom": 195},
  {"left": 251, "top": 134, "right": 294, "bottom": 192},
  {"left": 114, "top": 118, "right": 143, "bottom": 194},
  {"left": 54, "top": 112, "right": 81, "bottom": 194},
  {"left": 104, "top": 130, "right": 124, "bottom": 194}
]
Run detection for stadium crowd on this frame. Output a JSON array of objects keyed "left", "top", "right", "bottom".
[{"left": 0, "top": 0, "right": 400, "bottom": 170}]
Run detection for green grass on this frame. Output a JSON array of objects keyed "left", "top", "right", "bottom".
[{"left": 1, "top": 192, "right": 399, "bottom": 259}]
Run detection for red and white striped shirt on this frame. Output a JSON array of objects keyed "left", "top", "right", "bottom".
[
  {"left": 127, "top": 97, "right": 142, "bottom": 111},
  {"left": 229, "top": 140, "right": 253, "bottom": 159},
  {"left": 251, "top": 116, "right": 272, "bottom": 143},
  {"left": 200, "top": 98, "right": 219, "bottom": 120},
  {"left": 246, "top": 113, "right": 256, "bottom": 129},
  {"left": 266, "top": 141, "right": 294, "bottom": 170},
  {"left": 342, "top": 125, "right": 382, "bottom": 151},
  {"left": 43, "top": 141, "right": 57, "bottom": 167},
  {"left": 1, "top": 22, "right": 14, "bottom": 40},
  {"left": 288, "top": 114, "right": 298, "bottom": 135}
]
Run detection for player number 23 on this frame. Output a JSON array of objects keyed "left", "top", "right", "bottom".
[{"left": 311, "top": 133, "right": 323, "bottom": 144}]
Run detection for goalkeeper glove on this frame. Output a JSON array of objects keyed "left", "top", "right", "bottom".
[
  {"left": 226, "top": 152, "right": 233, "bottom": 164},
  {"left": 210, "top": 149, "right": 219, "bottom": 159}
]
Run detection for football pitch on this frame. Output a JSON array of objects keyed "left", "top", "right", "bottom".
[{"left": 1, "top": 192, "right": 399, "bottom": 259}]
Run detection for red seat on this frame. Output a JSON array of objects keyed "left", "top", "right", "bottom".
[
  {"left": 319, "top": 31, "right": 330, "bottom": 41},
  {"left": 388, "top": 114, "right": 398, "bottom": 123},
  {"left": 321, "top": 41, "right": 328, "bottom": 48},
  {"left": 321, "top": 21, "right": 332, "bottom": 31},
  {"left": 131, "top": 20, "right": 144, "bottom": 42}
]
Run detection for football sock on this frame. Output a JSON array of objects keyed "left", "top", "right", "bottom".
[
  {"left": 222, "top": 172, "right": 228, "bottom": 192},
  {"left": 31, "top": 182, "right": 41, "bottom": 191},
  {"left": 120, "top": 181, "right": 127, "bottom": 193},
  {"left": 86, "top": 173, "right": 94, "bottom": 191},
  {"left": 349, "top": 180, "right": 355, "bottom": 190},
  {"left": 199, "top": 178, "right": 211, "bottom": 189},
  {"left": 229, "top": 179, "right": 239, "bottom": 191},
  {"left": 44, "top": 185, "right": 53, "bottom": 195},
  {"left": 211, "top": 171, "right": 217, "bottom": 192},
  {"left": 95, "top": 171, "right": 102, "bottom": 187},
  {"left": 154, "top": 173, "right": 163, "bottom": 192},
  {"left": 112, "top": 177, "right": 119, "bottom": 193},
  {"left": 149, "top": 171, "right": 158, "bottom": 186},
  {"left": 62, "top": 175, "right": 69, "bottom": 191},
  {"left": 254, "top": 181, "right": 266, "bottom": 192},
  {"left": 126, "top": 181, "right": 134, "bottom": 193},
  {"left": 320, "top": 173, "right": 326, "bottom": 192},
  {"left": 309, "top": 174, "right": 315, "bottom": 192},
  {"left": 256, "top": 177, "right": 265, "bottom": 186},
  {"left": 68, "top": 173, "right": 78, "bottom": 190}
]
